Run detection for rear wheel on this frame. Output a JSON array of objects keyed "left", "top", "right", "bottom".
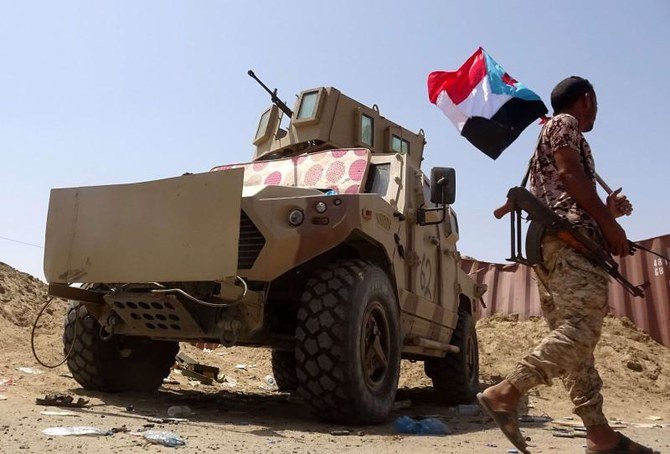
[
  {"left": 295, "top": 259, "right": 401, "bottom": 424},
  {"left": 63, "top": 302, "right": 179, "bottom": 392},
  {"left": 271, "top": 349, "right": 298, "bottom": 391},
  {"left": 424, "top": 310, "right": 479, "bottom": 404}
]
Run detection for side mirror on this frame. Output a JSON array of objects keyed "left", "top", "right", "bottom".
[{"left": 430, "top": 167, "right": 456, "bottom": 205}]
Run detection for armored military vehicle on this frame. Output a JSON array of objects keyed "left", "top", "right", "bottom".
[{"left": 44, "top": 74, "right": 486, "bottom": 424}]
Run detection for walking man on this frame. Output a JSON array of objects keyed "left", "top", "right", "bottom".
[{"left": 478, "top": 76, "right": 659, "bottom": 454}]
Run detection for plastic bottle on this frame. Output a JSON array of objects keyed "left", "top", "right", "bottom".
[
  {"left": 167, "top": 405, "right": 192, "bottom": 418},
  {"left": 393, "top": 416, "right": 450, "bottom": 435},
  {"left": 41, "top": 426, "right": 112, "bottom": 437},
  {"left": 142, "top": 430, "right": 186, "bottom": 447}
]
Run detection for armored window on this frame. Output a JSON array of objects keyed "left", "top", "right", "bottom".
[
  {"left": 253, "top": 105, "right": 279, "bottom": 145},
  {"left": 297, "top": 91, "right": 319, "bottom": 120},
  {"left": 364, "top": 163, "right": 390, "bottom": 196},
  {"left": 361, "top": 114, "right": 374, "bottom": 146},
  {"left": 255, "top": 109, "right": 271, "bottom": 141},
  {"left": 391, "top": 135, "right": 410, "bottom": 154}
]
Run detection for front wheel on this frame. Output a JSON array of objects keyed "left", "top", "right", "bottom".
[
  {"left": 424, "top": 310, "right": 479, "bottom": 404},
  {"left": 295, "top": 259, "right": 401, "bottom": 424},
  {"left": 63, "top": 302, "right": 179, "bottom": 392}
]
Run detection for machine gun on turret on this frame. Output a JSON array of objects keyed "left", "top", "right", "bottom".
[{"left": 247, "top": 70, "right": 293, "bottom": 118}]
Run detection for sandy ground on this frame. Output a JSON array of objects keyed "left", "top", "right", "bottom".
[{"left": 1, "top": 261, "right": 669, "bottom": 453}]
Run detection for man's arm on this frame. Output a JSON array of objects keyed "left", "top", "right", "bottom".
[{"left": 554, "top": 147, "right": 630, "bottom": 256}]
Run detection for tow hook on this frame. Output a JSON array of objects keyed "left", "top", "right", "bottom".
[{"left": 100, "top": 313, "right": 119, "bottom": 341}]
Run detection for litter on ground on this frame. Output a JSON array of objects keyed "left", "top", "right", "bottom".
[
  {"left": 42, "top": 426, "right": 112, "bottom": 437},
  {"left": 17, "top": 367, "right": 43, "bottom": 375},
  {"left": 140, "top": 430, "right": 186, "bottom": 447},
  {"left": 36, "top": 393, "right": 90, "bottom": 408},
  {"left": 40, "top": 410, "right": 79, "bottom": 417}
]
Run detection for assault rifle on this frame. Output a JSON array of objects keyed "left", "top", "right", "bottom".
[
  {"left": 498, "top": 186, "right": 650, "bottom": 297},
  {"left": 247, "top": 70, "right": 293, "bottom": 118}
]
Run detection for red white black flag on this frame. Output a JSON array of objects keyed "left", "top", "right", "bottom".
[{"left": 428, "top": 48, "right": 547, "bottom": 159}]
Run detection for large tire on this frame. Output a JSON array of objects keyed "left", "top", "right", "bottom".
[
  {"left": 295, "top": 259, "right": 401, "bottom": 424},
  {"left": 271, "top": 349, "right": 298, "bottom": 391},
  {"left": 63, "top": 302, "right": 179, "bottom": 392},
  {"left": 424, "top": 310, "right": 479, "bottom": 404}
]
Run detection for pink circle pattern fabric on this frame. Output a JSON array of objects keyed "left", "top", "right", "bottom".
[
  {"left": 326, "top": 161, "right": 345, "bottom": 183},
  {"left": 344, "top": 184, "right": 360, "bottom": 194},
  {"left": 304, "top": 164, "right": 324, "bottom": 186},
  {"left": 211, "top": 148, "right": 371, "bottom": 194},
  {"left": 264, "top": 171, "right": 282, "bottom": 185},
  {"left": 348, "top": 159, "right": 367, "bottom": 182}
]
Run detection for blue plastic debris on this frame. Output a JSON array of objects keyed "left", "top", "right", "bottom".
[{"left": 393, "top": 416, "right": 450, "bottom": 435}]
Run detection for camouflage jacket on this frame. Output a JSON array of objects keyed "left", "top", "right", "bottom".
[{"left": 529, "top": 113, "right": 604, "bottom": 246}]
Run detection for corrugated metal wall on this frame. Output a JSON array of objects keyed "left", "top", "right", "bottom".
[{"left": 461, "top": 233, "right": 670, "bottom": 347}]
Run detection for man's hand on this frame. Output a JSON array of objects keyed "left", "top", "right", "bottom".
[
  {"left": 600, "top": 219, "right": 630, "bottom": 257},
  {"left": 554, "top": 147, "right": 630, "bottom": 257},
  {"left": 606, "top": 187, "right": 633, "bottom": 218}
]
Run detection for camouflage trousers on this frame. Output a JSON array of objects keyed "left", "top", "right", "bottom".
[{"left": 506, "top": 234, "right": 610, "bottom": 427}]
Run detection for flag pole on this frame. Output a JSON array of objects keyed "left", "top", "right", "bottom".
[{"left": 595, "top": 172, "right": 613, "bottom": 194}]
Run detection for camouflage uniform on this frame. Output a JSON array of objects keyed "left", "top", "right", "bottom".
[{"left": 506, "top": 114, "right": 610, "bottom": 427}]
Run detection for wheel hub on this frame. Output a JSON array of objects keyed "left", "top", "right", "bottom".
[{"left": 360, "top": 301, "right": 391, "bottom": 389}]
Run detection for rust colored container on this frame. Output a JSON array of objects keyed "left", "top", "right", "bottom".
[{"left": 462, "top": 234, "right": 670, "bottom": 347}]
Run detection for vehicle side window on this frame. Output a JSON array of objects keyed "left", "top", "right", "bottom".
[
  {"left": 364, "top": 164, "right": 390, "bottom": 196},
  {"left": 391, "top": 135, "right": 410, "bottom": 154}
]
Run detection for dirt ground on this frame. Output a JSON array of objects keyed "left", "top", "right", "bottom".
[{"left": 1, "top": 261, "right": 669, "bottom": 453}]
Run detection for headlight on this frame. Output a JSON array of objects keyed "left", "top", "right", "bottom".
[
  {"left": 288, "top": 209, "right": 304, "bottom": 227},
  {"left": 315, "top": 201, "right": 327, "bottom": 214}
]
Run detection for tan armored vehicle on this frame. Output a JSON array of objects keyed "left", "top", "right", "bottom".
[{"left": 44, "top": 76, "right": 486, "bottom": 424}]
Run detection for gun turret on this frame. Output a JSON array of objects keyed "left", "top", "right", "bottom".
[
  {"left": 249, "top": 81, "right": 426, "bottom": 164},
  {"left": 247, "top": 70, "right": 293, "bottom": 118}
]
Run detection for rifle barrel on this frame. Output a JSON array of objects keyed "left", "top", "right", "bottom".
[{"left": 630, "top": 241, "right": 670, "bottom": 262}]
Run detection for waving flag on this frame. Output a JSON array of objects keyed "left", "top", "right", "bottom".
[{"left": 428, "top": 47, "right": 547, "bottom": 159}]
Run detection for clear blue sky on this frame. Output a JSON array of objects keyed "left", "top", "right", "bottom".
[{"left": 2, "top": 1, "right": 669, "bottom": 280}]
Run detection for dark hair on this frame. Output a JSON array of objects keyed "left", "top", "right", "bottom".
[{"left": 550, "top": 76, "right": 595, "bottom": 113}]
